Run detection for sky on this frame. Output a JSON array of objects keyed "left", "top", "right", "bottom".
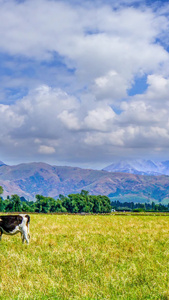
[{"left": 1, "top": 0, "right": 169, "bottom": 169}]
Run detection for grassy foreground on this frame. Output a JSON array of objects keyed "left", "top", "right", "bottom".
[{"left": 1, "top": 214, "right": 169, "bottom": 299}]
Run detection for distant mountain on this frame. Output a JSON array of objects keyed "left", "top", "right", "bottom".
[
  {"left": 1, "top": 161, "right": 169, "bottom": 203},
  {"left": 0, "top": 161, "right": 6, "bottom": 166},
  {"left": 103, "top": 159, "right": 169, "bottom": 176}
]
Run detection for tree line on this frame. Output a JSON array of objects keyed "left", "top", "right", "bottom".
[
  {"left": 0, "top": 187, "right": 112, "bottom": 213},
  {"left": 111, "top": 200, "right": 169, "bottom": 212},
  {"left": 1, "top": 186, "right": 169, "bottom": 213}
]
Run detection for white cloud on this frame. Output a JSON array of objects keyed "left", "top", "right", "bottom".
[
  {"left": 84, "top": 106, "right": 116, "bottom": 131},
  {"left": 119, "top": 100, "right": 168, "bottom": 126},
  {"left": 1, "top": 82, "right": 169, "bottom": 166},
  {"left": 38, "top": 145, "right": 55, "bottom": 154},
  {"left": 1, "top": 1, "right": 169, "bottom": 166},
  {"left": 146, "top": 75, "right": 169, "bottom": 103},
  {"left": 126, "top": 74, "right": 169, "bottom": 111},
  {"left": 93, "top": 71, "right": 129, "bottom": 101},
  {"left": 0, "top": 1, "right": 168, "bottom": 90},
  {"left": 84, "top": 129, "right": 125, "bottom": 146},
  {"left": 58, "top": 110, "right": 80, "bottom": 130}
]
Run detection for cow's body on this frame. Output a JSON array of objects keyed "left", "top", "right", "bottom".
[{"left": 0, "top": 214, "right": 30, "bottom": 244}]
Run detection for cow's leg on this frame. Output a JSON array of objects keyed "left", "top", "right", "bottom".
[
  {"left": 21, "top": 227, "right": 29, "bottom": 244},
  {"left": 20, "top": 232, "right": 25, "bottom": 244}
]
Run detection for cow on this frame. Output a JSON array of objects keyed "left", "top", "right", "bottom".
[{"left": 0, "top": 214, "right": 30, "bottom": 244}]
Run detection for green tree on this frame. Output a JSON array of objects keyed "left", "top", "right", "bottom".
[
  {"left": 59, "top": 194, "right": 65, "bottom": 201},
  {"left": 0, "top": 198, "right": 4, "bottom": 212},
  {"left": 3, "top": 199, "right": 13, "bottom": 212},
  {"left": 0, "top": 186, "right": 3, "bottom": 195},
  {"left": 95, "top": 196, "right": 111, "bottom": 213},
  {"left": 63, "top": 194, "right": 79, "bottom": 213},
  {"left": 35, "top": 195, "right": 50, "bottom": 213},
  {"left": 22, "top": 202, "right": 34, "bottom": 212},
  {"left": 11, "top": 194, "right": 22, "bottom": 212},
  {"left": 152, "top": 201, "right": 155, "bottom": 211},
  {"left": 54, "top": 200, "right": 67, "bottom": 212},
  {"left": 48, "top": 197, "right": 67, "bottom": 213},
  {"left": 92, "top": 196, "right": 102, "bottom": 213},
  {"left": 26, "top": 201, "right": 36, "bottom": 212},
  {"left": 62, "top": 196, "right": 74, "bottom": 213},
  {"left": 80, "top": 190, "right": 89, "bottom": 197},
  {"left": 61, "top": 192, "right": 111, "bottom": 213}
]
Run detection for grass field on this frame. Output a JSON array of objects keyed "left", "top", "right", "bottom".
[{"left": 1, "top": 214, "right": 169, "bottom": 299}]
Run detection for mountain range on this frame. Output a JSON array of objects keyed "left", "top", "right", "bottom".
[
  {"left": 0, "top": 160, "right": 169, "bottom": 203},
  {"left": 103, "top": 159, "right": 169, "bottom": 176}
]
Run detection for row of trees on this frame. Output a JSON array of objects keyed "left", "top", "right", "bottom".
[
  {"left": 0, "top": 187, "right": 112, "bottom": 213},
  {"left": 111, "top": 200, "right": 169, "bottom": 212},
  {"left": 1, "top": 186, "right": 169, "bottom": 213}
]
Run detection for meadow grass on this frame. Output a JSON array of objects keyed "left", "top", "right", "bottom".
[{"left": 0, "top": 214, "right": 169, "bottom": 299}]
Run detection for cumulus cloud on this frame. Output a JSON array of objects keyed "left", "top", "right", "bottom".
[
  {"left": 146, "top": 75, "right": 169, "bottom": 104},
  {"left": 0, "top": 1, "right": 168, "bottom": 92},
  {"left": 0, "top": 0, "right": 169, "bottom": 166},
  {"left": 58, "top": 110, "right": 81, "bottom": 130},
  {"left": 93, "top": 71, "right": 129, "bottom": 102},
  {"left": 0, "top": 80, "right": 169, "bottom": 166},
  {"left": 38, "top": 145, "right": 55, "bottom": 154},
  {"left": 84, "top": 106, "right": 116, "bottom": 131},
  {"left": 119, "top": 100, "right": 168, "bottom": 126}
]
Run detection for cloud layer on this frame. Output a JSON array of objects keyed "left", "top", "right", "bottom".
[{"left": 0, "top": 0, "right": 169, "bottom": 168}]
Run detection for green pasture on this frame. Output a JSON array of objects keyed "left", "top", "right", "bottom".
[{"left": 0, "top": 214, "right": 169, "bottom": 299}]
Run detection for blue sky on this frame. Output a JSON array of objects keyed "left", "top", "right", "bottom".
[{"left": 0, "top": 0, "right": 169, "bottom": 169}]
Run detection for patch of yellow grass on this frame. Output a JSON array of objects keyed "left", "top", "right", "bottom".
[{"left": 0, "top": 214, "right": 169, "bottom": 299}]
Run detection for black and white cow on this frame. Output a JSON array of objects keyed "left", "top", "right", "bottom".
[{"left": 0, "top": 214, "right": 30, "bottom": 244}]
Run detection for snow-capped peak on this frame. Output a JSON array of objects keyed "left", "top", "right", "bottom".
[{"left": 103, "top": 159, "right": 169, "bottom": 175}]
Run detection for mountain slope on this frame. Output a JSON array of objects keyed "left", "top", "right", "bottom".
[
  {"left": 0, "top": 161, "right": 5, "bottom": 167},
  {"left": 103, "top": 159, "right": 169, "bottom": 176},
  {"left": 1, "top": 161, "right": 169, "bottom": 203}
]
